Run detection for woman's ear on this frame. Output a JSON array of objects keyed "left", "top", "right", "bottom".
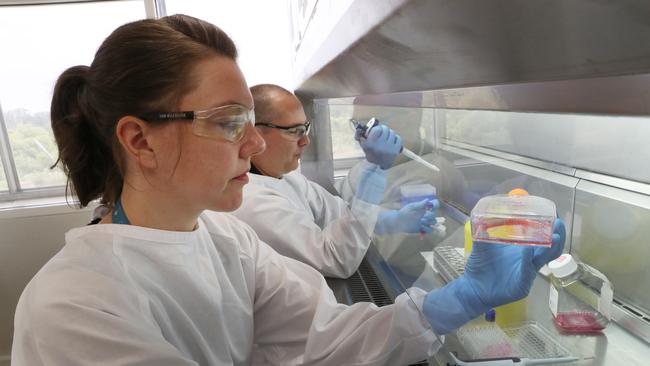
[{"left": 115, "top": 116, "right": 158, "bottom": 169}]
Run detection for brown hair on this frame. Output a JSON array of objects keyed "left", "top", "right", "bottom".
[
  {"left": 250, "top": 84, "right": 295, "bottom": 123},
  {"left": 51, "top": 14, "right": 237, "bottom": 207}
]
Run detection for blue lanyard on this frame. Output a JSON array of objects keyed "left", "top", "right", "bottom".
[{"left": 112, "top": 197, "right": 131, "bottom": 225}]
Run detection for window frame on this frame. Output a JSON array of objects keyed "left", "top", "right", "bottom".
[{"left": 0, "top": 0, "right": 165, "bottom": 203}]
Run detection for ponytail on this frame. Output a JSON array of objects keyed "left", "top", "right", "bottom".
[{"left": 50, "top": 66, "right": 122, "bottom": 207}]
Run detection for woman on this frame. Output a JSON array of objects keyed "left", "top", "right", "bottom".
[{"left": 12, "top": 14, "right": 565, "bottom": 365}]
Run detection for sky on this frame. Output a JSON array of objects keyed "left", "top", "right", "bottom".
[{"left": 0, "top": 0, "right": 293, "bottom": 113}]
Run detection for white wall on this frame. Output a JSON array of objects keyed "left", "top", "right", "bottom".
[
  {"left": 165, "top": 0, "right": 294, "bottom": 89},
  {"left": 0, "top": 204, "right": 93, "bottom": 360}
]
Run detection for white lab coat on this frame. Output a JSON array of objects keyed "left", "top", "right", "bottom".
[
  {"left": 12, "top": 211, "right": 438, "bottom": 366},
  {"left": 232, "top": 168, "right": 382, "bottom": 278}
]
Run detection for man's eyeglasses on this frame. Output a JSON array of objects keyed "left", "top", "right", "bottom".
[
  {"left": 256, "top": 120, "right": 311, "bottom": 140},
  {"left": 139, "top": 104, "right": 255, "bottom": 143}
]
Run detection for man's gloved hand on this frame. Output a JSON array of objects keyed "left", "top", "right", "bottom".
[
  {"left": 375, "top": 199, "right": 440, "bottom": 235},
  {"left": 355, "top": 125, "right": 401, "bottom": 170},
  {"left": 422, "top": 219, "right": 566, "bottom": 334}
]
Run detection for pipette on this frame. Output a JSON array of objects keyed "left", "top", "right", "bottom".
[
  {"left": 401, "top": 147, "right": 440, "bottom": 172},
  {"left": 351, "top": 117, "right": 440, "bottom": 172},
  {"left": 420, "top": 200, "right": 436, "bottom": 240},
  {"left": 419, "top": 201, "right": 446, "bottom": 240}
]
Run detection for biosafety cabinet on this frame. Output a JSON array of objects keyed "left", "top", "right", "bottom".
[{"left": 291, "top": 0, "right": 650, "bottom": 365}]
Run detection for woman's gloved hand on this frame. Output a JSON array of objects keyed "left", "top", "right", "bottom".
[
  {"left": 375, "top": 199, "right": 440, "bottom": 235},
  {"left": 355, "top": 125, "right": 402, "bottom": 170},
  {"left": 422, "top": 219, "right": 566, "bottom": 334}
]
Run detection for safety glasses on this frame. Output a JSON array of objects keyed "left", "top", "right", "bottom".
[
  {"left": 256, "top": 120, "right": 311, "bottom": 141},
  {"left": 140, "top": 104, "right": 255, "bottom": 143}
]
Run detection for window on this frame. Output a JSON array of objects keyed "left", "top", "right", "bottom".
[
  {"left": 329, "top": 104, "right": 364, "bottom": 160},
  {"left": 0, "top": 0, "right": 150, "bottom": 199},
  {"left": 328, "top": 103, "right": 435, "bottom": 161},
  {"left": 0, "top": 159, "right": 6, "bottom": 192}
]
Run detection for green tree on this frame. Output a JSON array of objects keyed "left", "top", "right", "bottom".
[
  {"left": 7, "top": 109, "right": 65, "bottom": 189},
  {"left": 330, "top": 104, "right": 363, "bottom": 159}
]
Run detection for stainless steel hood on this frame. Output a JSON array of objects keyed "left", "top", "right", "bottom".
[{"left": 295, "top": 0, "right": 650, "bottom": 101}]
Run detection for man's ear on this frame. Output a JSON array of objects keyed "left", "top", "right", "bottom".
[{"left": 115, "top": 116, "right": 158, "bottom": 169}]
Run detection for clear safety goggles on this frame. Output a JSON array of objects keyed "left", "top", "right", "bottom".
[
  {"left": 256, "top": 120, "right": 311, "bottom": 141},
  {"left": 140, "top": 104, "right": 255, "bottom": 143}
]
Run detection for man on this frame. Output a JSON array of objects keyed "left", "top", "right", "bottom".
[{"left": 232, "top": 84, "right": 438, "bottom": 278}]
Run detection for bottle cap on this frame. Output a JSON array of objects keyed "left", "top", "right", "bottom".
[
  {"left": 548, "top": 254, "right": 578, "bottom": 278},
  {"left": 484, "top": 308, "right": 496, "bottom": 322},
  {"left": 508, "top": 188, "right": 529, "bottom": 196}
]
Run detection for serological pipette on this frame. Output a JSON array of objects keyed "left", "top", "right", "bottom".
[{"left": 401, "top": 147, "right": 440, "bottom": 172}]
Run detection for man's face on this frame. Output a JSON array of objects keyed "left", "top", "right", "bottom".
[{"left": 252, "top": 93, "right": 310, "bottom": 178}]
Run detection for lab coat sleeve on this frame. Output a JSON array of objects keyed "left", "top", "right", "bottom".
[
  {"left": 237, "top": 174, "right": 381, "bottom": 278},
  {"left": 335, "top": 160, "right": 389, "bottom": 205},
  {"left": 11, "top": 264, "right": 197, "bottom": 366},
  {"left": 252, "top": 238, "right": 440, "bottom": 366}
]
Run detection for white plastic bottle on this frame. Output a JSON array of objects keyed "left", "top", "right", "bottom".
[{"left": 548, "top": 254, "right": 613, "bottom": 334}]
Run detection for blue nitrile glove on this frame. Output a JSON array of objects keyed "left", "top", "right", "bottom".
[
  {"left": 354, "top": 163, "right": 387, "bottom": 205},
  {"left": 423, "top": 218, "right": 566, "bottom": 334},
  {"left": 375, "top": 199, "right": 440, "bottom": 235},
  {"left": 355, "top": 124, "right": 402, "bottom": 170}
]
